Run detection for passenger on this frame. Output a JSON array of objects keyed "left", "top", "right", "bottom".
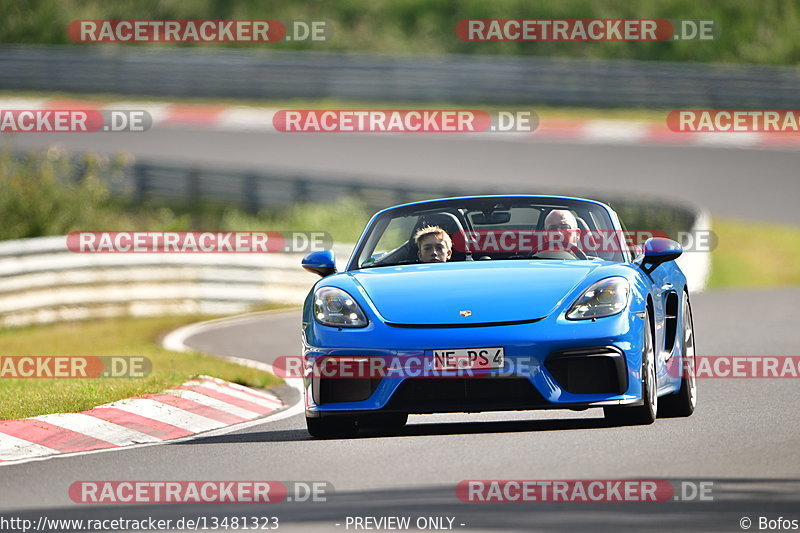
[
  {"left": 414, "top": 225, "right": 453, "bottom": 263},
  {"left": 542, "top": 209, "right": 580, "bottom": 251}
]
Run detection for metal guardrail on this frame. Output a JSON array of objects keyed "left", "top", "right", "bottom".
[
  {"left": 0, "top": 236, "right": 356, "bottom": 327},
  {"left": 129, "top": 162, "right": 461, "bottom": 213},
  {"left": 1, "top": 45, "right": 799, "bottom": 108},
  {"left": 10, "top": 149, "right": 702, "bottom": 220},
  {"left": 6, "top": 149, "right": 462, "bottom": 213}
]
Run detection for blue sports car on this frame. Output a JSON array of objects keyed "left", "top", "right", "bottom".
[{"left": 300, "top": 195, "right": 696, "bottom": 437}]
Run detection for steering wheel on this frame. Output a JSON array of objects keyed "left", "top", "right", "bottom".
[
  {"left": 514, "top": 244, "right": 588, "bottom": 260},
  {"left": 566, "top": 244, "right": 588, "bottom": 260}
]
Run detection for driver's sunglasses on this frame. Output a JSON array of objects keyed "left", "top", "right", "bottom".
[{"left": 546, "top": 224, "right": 575, "bottom": 231}]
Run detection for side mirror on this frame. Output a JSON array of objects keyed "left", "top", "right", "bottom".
[
  {"left": 302, "top": 250, "right": 336, "bottom": 277},
  {"left": 641, "top": 237, "right": 682, "bottom": 273}
]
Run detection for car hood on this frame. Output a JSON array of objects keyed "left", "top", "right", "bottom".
[{"left": 348, "top": 261, "right": 605, "bottom": 326}]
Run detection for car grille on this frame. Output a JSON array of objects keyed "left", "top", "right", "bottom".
[{"left": 384, "top": 377, "right": 548, "bottom": 413}]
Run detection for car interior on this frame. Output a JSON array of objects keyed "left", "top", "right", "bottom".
[{"left": 364, "top": 203, "right": 611, "bottom": 267}]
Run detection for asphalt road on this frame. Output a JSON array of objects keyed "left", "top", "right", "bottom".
[
  {"left": 0, "top": 289, "right": 798, "bottom": 532},
  {"left": 1, "top": 131, "right": 799, "bottom": 532},
  {"left": 7, "top": 128, "right": 800, "bottom": 224}
]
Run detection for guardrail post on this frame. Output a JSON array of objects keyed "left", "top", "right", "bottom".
[
  {"left": 394, "top": 187, "right": 410, "bottom": 205},
  {"left": 294, "top": 178, "right": 310, "bottom": 204},
  {"left": 70, "top": 155, "right": 87, "bottom": 183},
  {"left": 188, "top": 168, "right": 201, "bottom": 205},
  {"left": 243, "top": 173, "right": 260, "bottom": 213},
  {"left": 348, "top": 183, "right": 364, "bottom": 200},
  {"left": 134, "top": 164, "right": 149, "bottom": 202}
]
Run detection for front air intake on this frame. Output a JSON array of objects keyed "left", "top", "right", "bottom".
[{"left": 545, "top": 347, "right": 627, "bottom": 394}]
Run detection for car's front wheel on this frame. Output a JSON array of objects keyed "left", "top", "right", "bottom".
[
  {"left": 604, "top": 309, "right": 657, "bottom": 425},
  {"left": 306, "top": 415, "right": 357, "bottom": 438},
  {"left": 659, "top": 296, "right": 697, "bottom": 417}
]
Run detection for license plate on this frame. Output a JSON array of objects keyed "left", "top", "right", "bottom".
[{"left": 432, "top": 347, "right": 505, "bottom": 371}]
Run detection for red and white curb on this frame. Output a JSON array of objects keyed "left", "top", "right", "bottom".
[
  {"left": 530, "top": 118, "right": 800, "bottom": 149},
  {"left": 2, "top": 97, "right": 800, "bottom": 150},
  {"left": 0, "top": 375, "right": 283, "bottom": 465}
]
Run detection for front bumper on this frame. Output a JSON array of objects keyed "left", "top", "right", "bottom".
[{"left": 303, "top": 309, "right": 646, "bottom": 417}]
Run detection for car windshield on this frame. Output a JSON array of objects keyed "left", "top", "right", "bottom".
[{"left": 352, "top": 198, "right": 626, "bottom": 269}]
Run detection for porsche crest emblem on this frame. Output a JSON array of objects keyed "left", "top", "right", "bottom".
[{"left": 460, "top": 310, "right": 472, "bottom": 317}]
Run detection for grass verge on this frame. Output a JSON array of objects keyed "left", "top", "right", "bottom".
[
  {"left": 0, "top": 313, "right": 287, "bottom": 421},
  {"left": 708, "top": 219, "right": 800, "bottom": 289}
]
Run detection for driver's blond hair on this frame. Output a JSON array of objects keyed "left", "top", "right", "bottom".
[{"left": 414, "top": 225, "right": 452, "bottom": 249}]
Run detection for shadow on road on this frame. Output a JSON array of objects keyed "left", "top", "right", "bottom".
[{"left": 179, "top": 415, "right": 619, "bottom": 445}]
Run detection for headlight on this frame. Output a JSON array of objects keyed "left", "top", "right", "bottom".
[
  {"left": 313, "top": 287, "right": 369, "bottom": 328},
  {"left": 566, "top": 277, "right": 630, "bottom": 320}
]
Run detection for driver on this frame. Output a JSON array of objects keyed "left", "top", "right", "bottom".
[
  {"left": 414, "top": 226, "right": 453, "bottom": 263},
  {"left": 542, "top": 209, "right": 580, "bottom": 252}
]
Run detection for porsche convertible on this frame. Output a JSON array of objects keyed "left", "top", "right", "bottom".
[{"left": 300, "top": 195, "right": 696, "bottom": 437}]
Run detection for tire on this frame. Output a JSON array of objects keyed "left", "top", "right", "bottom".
[
  {"left": 604, "top": 309, "right": 657, "bottom": 425},
  {"left": 659, "top": 296, "right": 697, "bottom": 418},
  {"left": 358, "top": 413, "right": 408, "bottom": 432},
  {"left": 305, "top": 415, "right": 357, "bottom": 438}
]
